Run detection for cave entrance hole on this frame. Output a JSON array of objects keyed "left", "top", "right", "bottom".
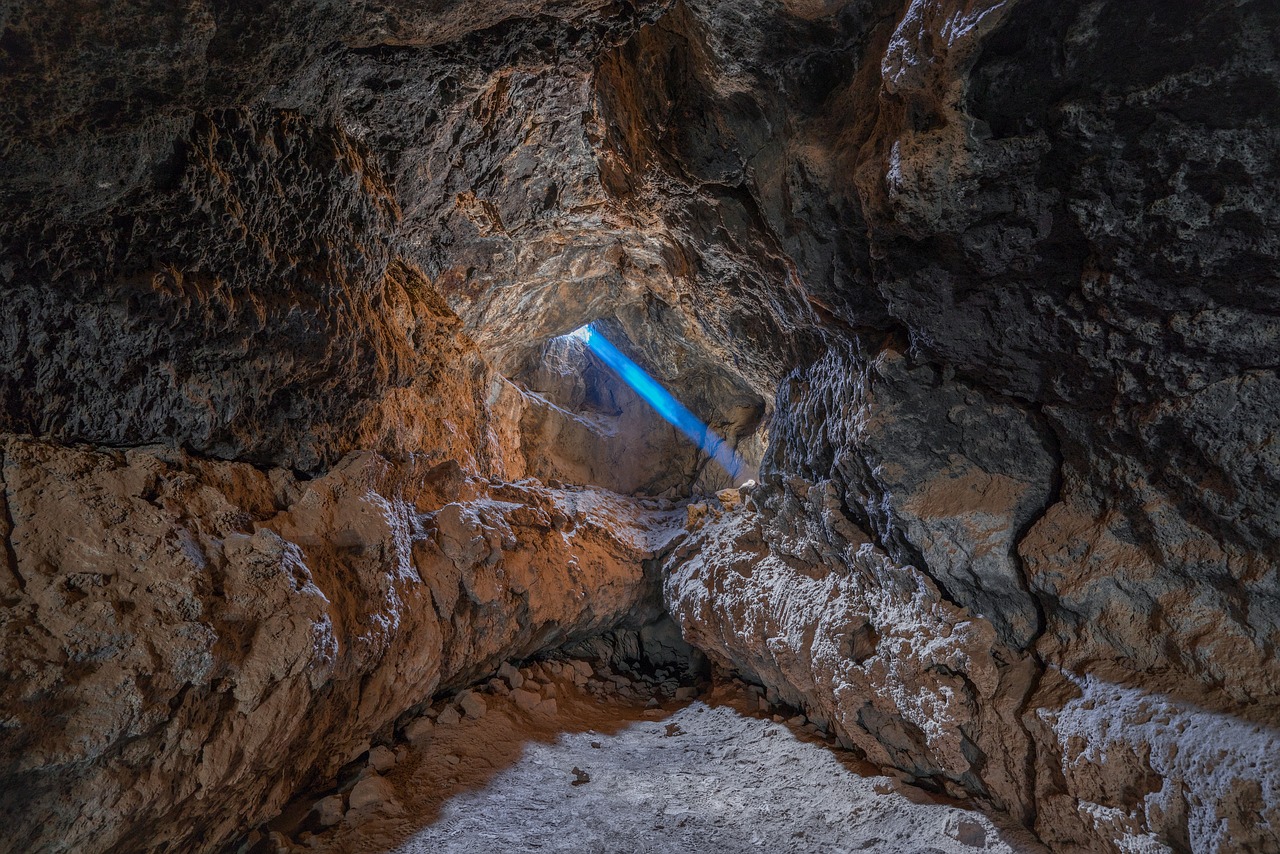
[{"left": 567, "top": 323, "right": 744, "bottom": 483}]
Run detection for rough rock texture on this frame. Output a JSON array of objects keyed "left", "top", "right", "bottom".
[
  {"left": 649, "top": 1, "right": 1280, "bottom": 850},
  {"left": 2, "top": 0, "right": 1280, "bottom": 852},
  {"left": 0, "top": 436, "right": 681, "bottom": 853}
]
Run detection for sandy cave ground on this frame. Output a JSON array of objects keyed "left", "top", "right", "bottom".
[{"left": 284, "top": 670, "right": 1045, "bottom": 854}]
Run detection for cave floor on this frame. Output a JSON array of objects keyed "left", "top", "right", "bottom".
[{"left": 292, "top": 671, "right": 1042, "bottom": 854}]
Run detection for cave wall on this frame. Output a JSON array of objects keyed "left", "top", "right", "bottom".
[
  {"left": 649, "top": 0, "right": 1280, "bottom": 850},
  {"left": 2, "top": 0, "right": 1279, "bottom": 852}
]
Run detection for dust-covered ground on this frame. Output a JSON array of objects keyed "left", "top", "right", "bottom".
[{"left": 260, "top": 661, "right": 1043, "bottom": 854}]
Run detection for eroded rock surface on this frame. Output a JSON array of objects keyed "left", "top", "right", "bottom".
[{"left": 0, "top": 436, "right": 681, "bottom": 853}]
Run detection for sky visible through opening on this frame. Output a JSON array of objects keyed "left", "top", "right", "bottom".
[{"left": 569, "top": 324, "right": 742, "bottom": 481}]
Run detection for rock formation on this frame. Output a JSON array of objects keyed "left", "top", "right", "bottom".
[{"left": 1, "top": 0, "right": 1277, "bottom": 851}]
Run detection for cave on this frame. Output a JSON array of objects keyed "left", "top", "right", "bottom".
[{"left": 1, "top": 1, "right": 1278, "bottom": 852}]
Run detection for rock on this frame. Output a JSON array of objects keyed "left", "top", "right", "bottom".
[
  {"left": 571, "top": 767, "right": 591, "bottom": 786},
  {"left": 348, "top": 776, "right": 396, "bottom": 812},
  {"left": 947, "top": 816, "right": 987, "bottom": 848},
  {"left": 402, "top": 717, "right": 435, "bottom": 746},
  {"left": 346, "top": 742, "right": 372, "bottom": 765},
  {"left": 313, "top": 795, "right": 345, "bottom": 828},
  {"left": 535, "top": 698, "right": 558, "bottom": 716},
  {"left": 458, "top": 692, "right": 488, "bottom": 720},
  {"left": 570, "top": 661, "right": 593, "bottom": 685},
  {"left": 436, "top": 707, "right": 462, "bottom": 727},
  {"left": 674, "top": 686, "right": 698, "bottom": 702},
  {"left": 498, "top": 662, "right": 524, "bottom": 690},
  {"left": 367, "top": 746, "right": 396, "bottom": 774},
  {"left": 787, "top": 716, "right": 806, "bottom": 728},
  {"left": 646, "top": 698, "right": 661, "bottom": 709},
  {"left": 511, "top": 689, "right": 542, "bottom": 712}
]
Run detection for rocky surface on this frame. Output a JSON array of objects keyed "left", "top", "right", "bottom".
[
  {"left": 253, "top": 658, "right": 1037, "bottom": 854},
  {"left": 2, "top": 0, "right": 1279, "bottom": 852},
  {"left": 0, "top": 436, "right": 682, "bottom": 853}
]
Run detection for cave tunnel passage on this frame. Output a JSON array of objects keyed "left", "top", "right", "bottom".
[{"left": 569, "top": 323, "right": 745, "bottom": 484}]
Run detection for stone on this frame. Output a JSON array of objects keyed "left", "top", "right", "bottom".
[
  {"left": 367, "top": 746, "right": 396, "bottom": 773},
  {"left": 674, "top": 687, "right": 698, "bottom": 702},
  {"left": 498, "top": 662, "right": 524, "bottom": 690},
  {"left": 535, "top": 698, "right": 558, "bottom": 716},
  {"left": 511, "top": 689, "right": 542, "bottom": 712},
  {"left": 402, "top": 717, "right": 435, "bottom": 746},
  {"left": 458, "top": 692, "right": 488, "bottom": 720},
  {"left": 313, "top": 795, "right": 345, "bottom": 828},
  {"left": 436, "top": 707, "right": 462, "bottom": 727},
  {"left": 348, "top": 775, "right": 396, "bottom": 812},
  {"left": 947, "top": 816, "right": 987, "bottom": 848}
]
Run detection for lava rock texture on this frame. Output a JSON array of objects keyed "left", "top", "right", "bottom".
[{"left": 2, "top": 0, "right": 1279, "bottom": 851}]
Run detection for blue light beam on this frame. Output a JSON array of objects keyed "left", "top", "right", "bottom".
[{"left": 576, "top": 324, "right": 743, "bottom": 481}]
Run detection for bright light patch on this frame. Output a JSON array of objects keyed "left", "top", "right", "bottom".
[{"left": 575, "top": 324, "right": 742, "bottom": 481}]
